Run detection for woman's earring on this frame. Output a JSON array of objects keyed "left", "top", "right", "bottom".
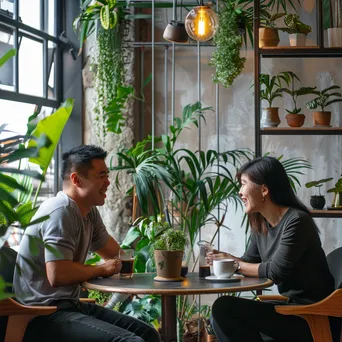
[{"left": 262, "top": 195, "right": 265, "bottom": 202}]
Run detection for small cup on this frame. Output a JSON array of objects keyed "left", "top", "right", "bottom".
[
  {"left": 119, "top": 249, "right": 134, "bottom": 279},
  {"left": 213, "top": 258, "right": 238, "bottom": 279}
]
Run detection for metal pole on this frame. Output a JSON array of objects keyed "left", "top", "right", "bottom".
[
  {"left": 151, "top": 0, "right": 155, "bottom": 150},
  {"left": 164, "top": 46, "right": 169, "bottom": 135}
]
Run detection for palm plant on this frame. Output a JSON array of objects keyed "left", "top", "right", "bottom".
[{"left": 111, "top": 102, "right": 252, "bottom": 267}]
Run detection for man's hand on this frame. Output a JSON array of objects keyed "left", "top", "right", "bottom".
[{"left": 100, "top": 258, "right": 122, "bottom": 278}]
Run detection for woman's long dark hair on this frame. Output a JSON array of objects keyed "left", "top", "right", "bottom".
[{"left": 237, "top": 156, "right": 309, "bottom": 234}]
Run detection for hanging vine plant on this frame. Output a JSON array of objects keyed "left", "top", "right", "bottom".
[{"left": 209, "top": 3, "right": 246, "bottom": 88}]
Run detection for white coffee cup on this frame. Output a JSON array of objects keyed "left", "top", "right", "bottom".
[{"left": 213, "top": 258, "right": 238, "bottom": 279}]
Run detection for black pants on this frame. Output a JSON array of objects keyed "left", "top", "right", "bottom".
[
  {"left": 211, "top": 296, "right": 341, "bottom": 342},
  {"left": 23, "top": 300, "right": 161, "bottom": 342}
]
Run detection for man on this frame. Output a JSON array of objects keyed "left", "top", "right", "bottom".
[{"left": 14, "top": 145, "right": 160, "bottom": 342}]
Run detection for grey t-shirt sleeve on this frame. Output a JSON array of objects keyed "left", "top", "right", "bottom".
[
  {"left": 241, "top": 233, "right": 262, "bottom": 263},
  {"left": 89, "top": 207, "right": 110, "bottom": 252},
  {"left": 42, "top": 207, "right": 79, "bottom": 262}
]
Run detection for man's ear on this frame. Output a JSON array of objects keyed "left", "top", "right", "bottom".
[{"left": 70, "top": 172, "right": 82, "bottom": 187}]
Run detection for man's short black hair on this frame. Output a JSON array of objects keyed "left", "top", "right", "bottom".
[{"left": 61, "top": 145, "right": 107, "bottom": 181}]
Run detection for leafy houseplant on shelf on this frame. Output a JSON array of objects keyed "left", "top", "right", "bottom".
[
  {"left": 327, "top": 176, "right": 342, "bottom": 209},
  {"left": 281, "top": 14, "right": 312, "bottom": 46},
  {"left": 305, "top": 85, "right": 342, "bottom": 127},
  {"left": 151, "top": 228, "right": 187, "bottom": 282},
  {"left": 257, "top": 71, "right": 291, "bottom": 127},
  {"left": 305, "top": 178, "right": 333, "bottom": 209},
  {"left": 279, "top": 71, "right": 317, "bottom": 127},
  {"left": 259, "top": 10, "right": 286, "bottom": 47}
]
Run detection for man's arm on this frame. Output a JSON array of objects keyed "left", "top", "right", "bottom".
[
  {"left": 46, "top": 258, "right": 121, "bottom": 287},
  {"left": 95, "top": 236, "right": 121, "bottom": 260}
]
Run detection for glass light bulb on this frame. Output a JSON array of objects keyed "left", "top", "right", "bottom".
[{"left": 185, "top": 6, "right": 219, "bottom": 42}]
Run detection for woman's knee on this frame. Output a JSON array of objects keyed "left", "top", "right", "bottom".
[{"left": 212, "top": 295, "right": 236, "bottom": 320}]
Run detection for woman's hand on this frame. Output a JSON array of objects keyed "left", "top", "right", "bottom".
[{"left": 205, "top": 250, "right": 234, "bottom": 266}]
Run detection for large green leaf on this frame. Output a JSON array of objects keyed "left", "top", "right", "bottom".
[{"left": 28, "top": 98, "right": 74, "bottom": 171}]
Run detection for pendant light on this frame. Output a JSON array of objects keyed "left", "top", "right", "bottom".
[
  {"left": 163, "top": 0, "right": 188, "bottom": 43},
  {"left": 184, "top": 2, "right": 219, "bottom": 42}
]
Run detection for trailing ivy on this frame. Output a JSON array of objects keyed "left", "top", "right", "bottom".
[
  {"left": 94, "top": 26, "right": 124, "bottom": 143},
  {"left": 209, "top": 4, "right": 246, "bottom": 88}
]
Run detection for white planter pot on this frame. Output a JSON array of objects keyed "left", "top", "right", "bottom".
[
  {"left": 289, "top": 33, "right": 307, "bottom": 46},
  {"left": 327, "top": 27, "right": 342, "bottom": 47}
]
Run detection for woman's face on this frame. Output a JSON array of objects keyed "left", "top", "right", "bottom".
[{"left": 239, "top": 174, "right": 265, "bottom": 214}]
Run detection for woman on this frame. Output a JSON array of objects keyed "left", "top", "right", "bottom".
[{"left": 209, "top": 156, "right": 339, "bottom": 342}]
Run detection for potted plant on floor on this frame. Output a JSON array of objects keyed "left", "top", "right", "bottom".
[
  {"left": 305, "top": 85, "right": 342, "bottom": 127},
  {"left": 279, "top": 71, "right": 317, "bottom": 127},
  {"left": 259, "top": 9, "right": 286, "bottom": 47},
  {"left": 151, "top": 228, "right": 188, "bottom": 282},
  {"left": 327, "top": 176, "right": 342, "bottom": 209},
  {"left": 257, "top": 71, "right": 291, "bottom": 127},
  {"left": 281, "top": 14, "right": 312, "bottom": 46},
  {"left": 305, "top": 178, "right": 333, "bottom": 209}
]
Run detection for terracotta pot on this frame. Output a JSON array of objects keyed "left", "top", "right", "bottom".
[
  {"left": 154, "top": 250, "right": 183, "bottom": 281},
  {"left": 312, "top": 111, "right": 331, "bottom": 127},
  {"left": 261, "top": 107, "right": 280, "bottom": 127},
  {"left": 285, "top": 113, "right": 305, "bottom": 127},
  {"left": 289, "top": 33, "right": 307, "bottom": 46},
  {"left": 259, "top": 28, "right": 280, "bottom": 48}
]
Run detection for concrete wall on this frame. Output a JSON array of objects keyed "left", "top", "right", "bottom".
[{"left": 83, "top": 4, "right": 342, "bottom": 268}]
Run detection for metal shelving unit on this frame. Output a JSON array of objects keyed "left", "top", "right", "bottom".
[{"left": 253, "top": 0, "right": 342, "bottom": 219}]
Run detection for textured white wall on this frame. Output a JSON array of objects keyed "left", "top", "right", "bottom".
[{"left": 148, "top": 6, "right": 342, "bottom": 263}]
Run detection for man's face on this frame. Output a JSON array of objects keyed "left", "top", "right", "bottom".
[{"left": 79, "top": 158, "right": 110, "bottom": 207}]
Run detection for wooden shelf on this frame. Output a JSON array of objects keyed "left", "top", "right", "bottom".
[
  {"left": 261, "top": 127, "right": 342, "bottom": 135},
  {"left": 310, "top": 210, "right": 342, "bottom": 218},
  {"left": 260, "top": 46, "right": 342, "bottom": 58}
]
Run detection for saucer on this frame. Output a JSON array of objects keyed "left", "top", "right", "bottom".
[{"left": 205, "top": 275, "right": 242, "bottom": 283}]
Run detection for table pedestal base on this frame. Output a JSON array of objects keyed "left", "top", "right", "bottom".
[{"left": 161, "top": 295, "right": 177, "bottom": 342}]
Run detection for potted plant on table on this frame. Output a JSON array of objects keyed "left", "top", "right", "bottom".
[
  {"left": 281, "top": 14, "right": 312, "bottom": 46},
  {"left": 305, "top": 178, "right": 333, "bottom": 209},
  {"left": 257, "top": 71, "right": 291, "bottom": 127},
  {"left": 327, "top": 176, "right": 342, "bottom": 209},
  {"left": 151, "top": 228, "right": 188, "bottom": 282},
  {"left": 259, "top": 10, "right": 286, "bottom": 47},
  {"left": 279, "top": 71, "right": 317, "bottom": 127},
  {"left": 305, "top": 85, "right": 342, "bottom": 127}
]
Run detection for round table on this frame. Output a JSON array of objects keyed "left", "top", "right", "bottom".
[{"left": 82, "top": 273, "right": 273, "bottom": 342}]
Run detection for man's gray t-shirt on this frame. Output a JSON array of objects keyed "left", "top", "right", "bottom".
[{"left": 13, "top": 191, "right": 110, "bottom": 305}]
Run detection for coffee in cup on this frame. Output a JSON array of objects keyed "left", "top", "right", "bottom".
[{"left": 213, "top": 258, "right": 238, "bottom": 279}]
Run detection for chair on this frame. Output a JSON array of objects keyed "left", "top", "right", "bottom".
[
  {"left": 0, "top": 246, "right": 57, "bottom": 342},
  {"left": 260, "top": 247, "right": 342, "bottom": 342}
]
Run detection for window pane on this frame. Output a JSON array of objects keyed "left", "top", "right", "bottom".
[
  {"left": 0, "top": 26, "right": 15, "bottom": 91},
  {"left": 19, "top": 36, "right": 43, "bottom": 97},
  {"left": 19, "top": 0, "right": 41, "bottom": 30},
  {"left": 1, "top": 100, "right": 56, "bottom": 248},
  {"left": 48, "top": 41, "right": 56, "bottom": 99},
  {"left": 48, "top": 0, "right": 55, "bottom": 35}
]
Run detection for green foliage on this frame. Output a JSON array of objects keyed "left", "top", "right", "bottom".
[
  {"left": 121, "top": 216, "right": 171, "bottom": 272},
  {"left": 88, "top": 289, "right": 112, "bottom": 306},
  {"left": 260, "top": 10, "right": 286, "bottom": 28},
  {"left": 0, "top": 49, "right": 16, "bottom": 68},
  {"left": 279, "top": 71, "right": 316, "bottom": 114},
  {"left": 256, "top": 71, "right": 291, "bottom": 107},
  {"left": 327, "top": 177, "right": 342, "bottom": 193},
  {"left": 305, "top": 85, "right": 342, "bottom": 112},
  {"left": 209, "top": 3, "right": 246, "bottom": 88},
  {"left": 121, "top": 294, "right": 161, "bottom": 328},
  {"left": 305, "top": 178, "right": 333, "bottom": 195},
  {"left": 281, "top": 14, "right": 312, "bottom": 34},
  {"left": 93, "top": 27, "right": 124, "bottom": 142},
  {"left": 153, "top": 229, "right": 187, "bottom": 251}
]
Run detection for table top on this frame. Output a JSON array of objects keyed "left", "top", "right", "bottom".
[{"left": 82, "top": 273, "right": 273, "bottom": 296}]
